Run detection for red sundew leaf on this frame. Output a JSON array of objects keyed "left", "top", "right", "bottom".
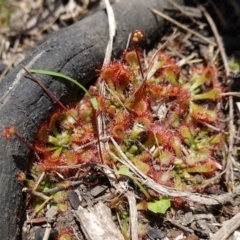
[
  {"left": 111, "top": 124, "right": 127, "bottom": 140},
  {"left": 49, "top": 110, "right": 64, "bottom": 130},
  {"left": 190, "top": 66, "right": 216, "bottom": 92},
  {"left": 100, "top": 65, "right": 115, "bottom": 81},
  {"left": 150, "top": 123, "right": 182, "bottom": 156},
  {"left": 2, "top": 126, "right": 16, "bottom": 140},
  {"left": 154, "top": 171, "right": 175, "bottom": 187},
  {"left": 135, "top": 115, "right": 152, "bottom": 128},
  {"left": 158, "top": 150, "right": 174, "bottom": 167},
  {"left": 37, "top": 124, "right": 49, "bottom": 142},
  {"left": 209, "top": 133, "right": 225, "bottom": 146},
  {"left": 132, "top": 82, "right": 147, "bottom": 101},
  {"left": 138, "top": 151, "right": 152, "bottom": 162},
  {"left": 116, "top": 64, "right": 133, "bottom": 84},
  {"left": 113, "top": 111, "right": 131, "bottom": 127},
  {"left": 147, "top": 84, "right": 180, "bottom": 99},
  {"left": 80, "top": 148, "right": 98, "bottom": 163},
  {"left": 64, "top": 151, "right": 79, "bottom": 166},
  {"left": 39, "top": 158, "right": 60, "bottom": 169},
  {"left": 101, "top": 62, "right": 133, "bottom": 91},
  {"left": 201, "top": 66, "right": 216, "bottom": 82},
  {"left": 134, "top": 98, "right": 150, "bottom": 116},
  {"left": 137, "top": 199, "right": 148, "bottom": 211},
  {"left": 34, "top": 142, "right": 53, "bottom": 153},
  {"left": 44, "top": 154, "right": 62, "bottom": 164},
  {"left": 158, "top": 65, "right": 181, "bottom": 84},
  {"left": 71, "top": 122, "right": 94, "bottom": 144}
]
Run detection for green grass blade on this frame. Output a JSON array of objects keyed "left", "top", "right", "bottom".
[{"left": 29, "top": 69, "right": 98, "bottom": 109}]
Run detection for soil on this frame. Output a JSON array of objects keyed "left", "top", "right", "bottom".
[{"left": 1, "top": 1, "right": 240, "bottom": 240}]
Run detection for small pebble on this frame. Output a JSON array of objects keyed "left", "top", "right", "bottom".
[
  {"left": 35, "top": 227, "right": 58, "bottom": 240},
  {"left": 90, "top": 185, "right": 108, "bottom": 197},
  {"left": 147, "top": 227, "right": 165, "bottom": 239},
  {"left": 45, "top": 206, "right": 58, "bottom": 223},
  {"left": 68, "top": 190, "right": 81, "bottom": 210}
]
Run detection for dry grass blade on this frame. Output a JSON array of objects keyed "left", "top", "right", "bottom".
[
  {"left": 125, "top": 191, "right": 138, "bottom": 240},
  {"left": 42, "top": 224, "right": 51, "bottom": 240},
  {"left": 110, "top": 137, "right": 240, "bottom": 205}
]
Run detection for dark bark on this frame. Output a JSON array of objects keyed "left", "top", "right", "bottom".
[{"left": 0, "top": 0, "right": 182, "bottom": 238}]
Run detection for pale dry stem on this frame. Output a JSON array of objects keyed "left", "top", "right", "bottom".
[{"left": 197, "top": 2, "right": 235, "bottom": 190}]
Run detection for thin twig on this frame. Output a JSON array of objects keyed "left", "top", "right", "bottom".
[
  {"left": 211, "top": 211, "right": 240, "bottom": 240},
  {"left": 22, "top": 188, "right": 50, "bottom": 201},
  {"left": 165, "top": 218, "right": 194, "bottom": 234},
  {"left": 167, "top": 0, "right": 203, "bottom": 26},
  {"left": 197, "top": 5, "right": 229, "bottom": 76},
  {"left": 151, "top": 8, "right": 216, "bottom": 46},
  {"left": 21, "top": 65, "right": 68, "bottom": 111}
]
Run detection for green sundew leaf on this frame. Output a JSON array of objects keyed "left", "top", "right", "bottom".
[
  {"left": 56, "top": 180, "right": 70, "bottom": 187},
  {"left": 147, "top": 197, "right": 171, "bottom": 214},
  {"left": 116, "top": 165, "right": 150, "bottom": 199},
  {"left": 174, "top": 173, "right": 186, "bottom": 190},
  {"left": 189, "top": 73, "right": 207, "bottom": 92},
  {"left": 90, "top": 97, "right": 98, "bottom": 110},
  {"left": 192, "top": 88, "right": 222, "bottom": 101},
  {"left": 48, "top": 135, "right": 59, "bottom": 145},
  {"left": 209, "top": 134, "right": 224, "bottom": 145},
  {"left": 116, "top": 165, "right": 133, "bottom": 178},
  {"left": 130, "top": 123, "right": 144, "bottom": 140},
  {"left": 180, "top": 126, "right": 192, "bottom": 141},
  {"left": 51, "top": 147, "right": 63, "bottom": 158},
  {"left": 53, "top": 191, "right": 67, "bottom": 202},
  {"left": 229, "top": 58, "right": 240, "bottom": 73},
  {"left": 131, "top": 157, "right": 150, "bottom": 174},
  {"left": 124, "top": 51, "right": 139, "bottom": 68},
  {"left": 137, "top": 223, "right": 147, "bottom": 236},
  {"left": 159, "top": 151, "right": 173, "bottom": 166},
  {"left": 186, "top": 148, "right": 210, "bottom": 166},
  {"left": 147, "top": 58, "right": 166, "bottom": 79},
  {"left": 29, "top": 69, "right": 98, "bottom": 110},
  {"left": 58, "top": 233, "right": 72, "bottom": 240},
  {"left": 57, "top": 203, "right": 68, "bottom": 212},
  {"left": 186, "top": 161, "right": 217, "bottom": 173},
  {"left": 190, "top": 102, "right": 217, "bottom": 123}
]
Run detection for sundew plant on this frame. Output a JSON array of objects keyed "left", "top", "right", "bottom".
[{"left": 3, "top": 30, "right": 228, "bottom": 238}]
